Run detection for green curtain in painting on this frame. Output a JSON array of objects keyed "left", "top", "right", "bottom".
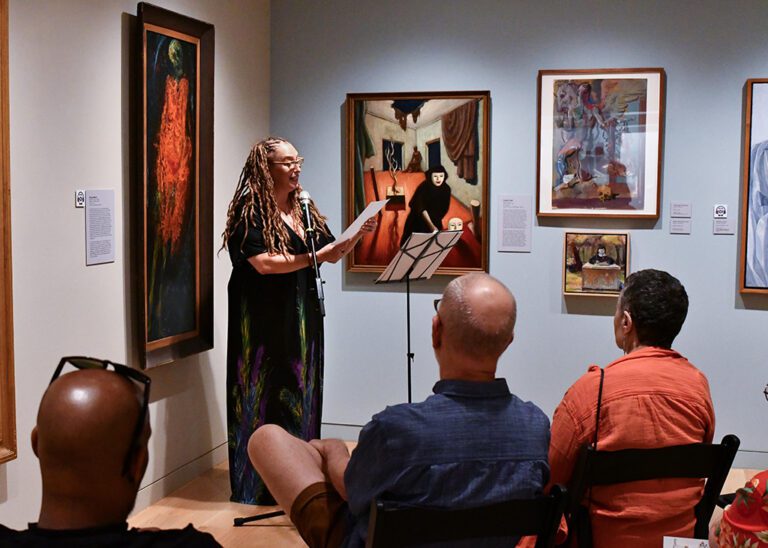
[{"left": 354, "top": 101, "right": 375, "bottom": 214}]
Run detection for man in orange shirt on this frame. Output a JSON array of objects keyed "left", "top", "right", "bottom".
[{"left": 549, "top": 269, "right": 715, "bottom": 547}]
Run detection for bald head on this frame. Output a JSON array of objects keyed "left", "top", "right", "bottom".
[
  {"left": 438, "top": 273, "right": 517, "bottom": 363},
  {"left": 33, "top": 369, "right": 150, "bottom": 527}
]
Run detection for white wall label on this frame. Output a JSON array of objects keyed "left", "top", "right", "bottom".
[
  {"left": 670, "top": 201, "right": 692, "bottom": 218},
  {"left": 670, "top": 218, "right": 692, "bottom": 234},
  {"left": 497, "top": 194, "right": 532, "bottom": 252},
  {"left": 85, "top": 189, "right": 115, "bottom": 266},
  {"left": 713, "top": 218, "right": 735, "bottom": 235}
]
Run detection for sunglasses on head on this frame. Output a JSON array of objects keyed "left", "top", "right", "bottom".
[{"left": 51, "top": 356, "right": 151, "bottom": 476}]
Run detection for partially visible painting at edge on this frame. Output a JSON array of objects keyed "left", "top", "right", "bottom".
[
  {"left": 740, "top": 79, "right": 768, "bottom": 294},
  {"left": 538, "top": 68, "right": 664, "bottom": 218},
  {"left": 136, "top": 3, "right": 214, "bottom": 367},
  {"left": 346, "top": 91, "right": 490, "bottom": 275},
  {"left": 563, "top": 232, "right": 629, "bottom": 297},
  {"left": 0, "top": 0, "right": 16, "bottom": 463}
]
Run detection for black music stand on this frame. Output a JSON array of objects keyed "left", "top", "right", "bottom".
[{"left": 375, "top": 230, "right": 462, "bottom": 403}]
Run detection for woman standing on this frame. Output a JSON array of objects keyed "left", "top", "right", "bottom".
[{"left": 221, "top": 137, "right": 372, "bottom": 504}]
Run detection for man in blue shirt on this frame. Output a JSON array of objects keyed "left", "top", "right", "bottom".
[{"left": 249, "top": 273, "right": 550, "bottom": 547}]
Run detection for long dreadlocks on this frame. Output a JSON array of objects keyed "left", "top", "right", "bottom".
[{"left": 221, "top": 137, "right": 329, "bottom": 256}]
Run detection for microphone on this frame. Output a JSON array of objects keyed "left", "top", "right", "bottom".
[
  {"left": 299, "top": 190, "right": 315, "bottom": 238},
  {"left": 298, "top": 190, "right": 325, "bottom": 317}
]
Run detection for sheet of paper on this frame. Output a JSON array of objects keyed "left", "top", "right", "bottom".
[
  {"left": 498, "top": 194, "right": 532, "bottom": 252},
  {"left": 85, "top": 189, "right": 115, "bottom": 266},
  {"left": 338, "top": 199, "right": 388, "bottom": 241},
  {"left": 662, "top": 536, "right": 708, "bottom": 548}
]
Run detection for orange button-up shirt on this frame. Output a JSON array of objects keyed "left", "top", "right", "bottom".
[{"left": 548, "top": 346, "right": 715, "bottom": 547}]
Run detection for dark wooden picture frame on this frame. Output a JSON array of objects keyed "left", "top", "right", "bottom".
[
  {"left": 563, "top": 231, "right": 629, "bottom": 297},
  {"left": 346, "top": 91, "right": 490, "bottom": 275},
  {"left": 0, "top": 0, "right": 16, "bottom": 464},
  {"left": 740, "top": 79, "right": 768, "bottom": 294},
  {"left": 537, "top": 68, "right": 664, "bottom": 218},
  {"left": 136, "top": 3, "right": 213, "bottom": 367}
]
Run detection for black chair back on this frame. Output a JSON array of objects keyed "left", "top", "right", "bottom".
[
  {"left": 365, "top": 484, "right": 568, "bottom": 548},
  {"left": 568, "top": 434, "right": 740, "bottom": 546}
]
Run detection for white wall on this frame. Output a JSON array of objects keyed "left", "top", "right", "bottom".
[
  {"left": 271, "top": 0, "right": 768, "bottom": 467},
  {"left": 0, "top": 0, "right": 269, "bottom": 527}
]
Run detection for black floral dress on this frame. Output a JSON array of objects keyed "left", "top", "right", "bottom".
[{"left": 226, "top": 209, "right": 333, "bottom": 504}]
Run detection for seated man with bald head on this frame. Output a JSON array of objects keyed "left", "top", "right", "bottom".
[
  {"left": 249, "top": 273, "right": 550, "bottom": 548},
  {"left": 0, "top": 359, "right": 220, "bottom": 547}
]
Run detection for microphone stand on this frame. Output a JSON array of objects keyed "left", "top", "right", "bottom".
[
  {"left": 305, "top": 224, "right": 325, "bottom": 317},
  {"left": 299, "top": 195, "right": 326, "bottom": 317}
]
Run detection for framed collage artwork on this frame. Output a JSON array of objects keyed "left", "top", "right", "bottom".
[{"left": 538, "top": 68, "right": 664, "bottom": 218}]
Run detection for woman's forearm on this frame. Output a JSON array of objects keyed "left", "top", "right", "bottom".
[{"left": 248, "top": 252, "right": 311, "bottom": 275}]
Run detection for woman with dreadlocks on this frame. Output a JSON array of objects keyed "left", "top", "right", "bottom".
[{"left": 222, "top": 137, "right": 375, "bottom": 504}]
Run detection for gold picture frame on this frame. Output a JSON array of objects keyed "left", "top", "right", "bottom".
[{"left": 346, "top": 91, "right": 490, "bottom": 275}]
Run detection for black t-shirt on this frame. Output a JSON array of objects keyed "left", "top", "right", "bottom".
[{"left": 0, "top": 522, "right": 221, "bottom": 547}]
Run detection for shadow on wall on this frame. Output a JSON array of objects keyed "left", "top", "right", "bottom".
[
  {"left": 142, "top": 352, "right": 223, "bottom": 501},
  {"left": 0, "top": 465, "right": 6, "bottom": 504},
  {"left": 121, "top": 12, "right": 138, "bottom": 369},
  {"left": 563, "top": 296, "right": 617, "bottom": 317}
]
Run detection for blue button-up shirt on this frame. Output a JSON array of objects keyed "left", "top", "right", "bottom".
[{"left": 343, "top": 378, "right": 550, "bottom": 547}]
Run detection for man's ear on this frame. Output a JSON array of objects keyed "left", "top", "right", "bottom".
[
  {"left": 621, "top": 310, "right": 633, "bottom": 334},
  {"left": 31, "top": 426, "right": 39, "bottom": 458},
  {"left": 432, "top": 314, "right": 441, "bottom": 349},
  {"left": 127, "top": 444, "right": 149, "bottom": 486}
]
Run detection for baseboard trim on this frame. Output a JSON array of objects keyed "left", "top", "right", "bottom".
[
  {"left": 733, "top": 449, "right": 768, "bottom": 470},
  {"left": 321, "top": 422, "right": 362, "bottom": 441},
  {"left": 131, "top": 442, "right": 228, "bottom": 515}
]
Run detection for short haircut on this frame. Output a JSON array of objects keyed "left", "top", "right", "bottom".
[
  {"left": 441, "top": 273, "right": 516, "bottom": 359},
  {"left": 426, "top": 164, "right": 449, "bottom": 183},
  {"left": 619, "top": 269, "right": 688, "bottom": 349}
]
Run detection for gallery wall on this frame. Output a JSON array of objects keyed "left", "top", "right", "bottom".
[
  {"left": 271, "top": 0, "right": 768, "bottom": 466},
  {"left": 0, "top": 0, "right": 269, "bottom": 527}
]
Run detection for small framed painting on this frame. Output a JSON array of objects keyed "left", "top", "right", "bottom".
[
  {"left": 345, "top": 91, "right": 490, "bottom": 275},
  {"left": 538, "top": 68, "right": 664, "bottom": 218},
  {"left": 740, "top": 79, "right": 768, "bottom": 294},
  {"left": 563, "top": 232, "right": 629, "bottom": 297}
]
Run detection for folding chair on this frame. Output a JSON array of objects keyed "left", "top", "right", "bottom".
[
  {"left": 567, "top": 434, "right": 740, "bottom": 547},
  {"left": 365, "top": 484, "right": 568, "bottom": 548}
]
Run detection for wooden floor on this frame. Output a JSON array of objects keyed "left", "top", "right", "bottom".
[
  {"left": 129, "top": 459, "right": 303, "bottom": 547},
  {"left": 129, "top": 460, "right": 761, "bottom": 547}
]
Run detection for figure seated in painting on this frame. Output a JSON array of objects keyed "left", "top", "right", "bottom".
[
  {"left": 0, "top": 357, "right": 220, "bottom": 547},
  {"left": 399, "top": 165, "right": 452, "bottom": 247},
  {"left": 404, "top": 145, "right": 423, "bottom": 173},
  {"left": 588, "top": 245, "right": 616, "bottom": 265},
  {"left": 248, "top": 273, "right": 550, "bottom": 548}
]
